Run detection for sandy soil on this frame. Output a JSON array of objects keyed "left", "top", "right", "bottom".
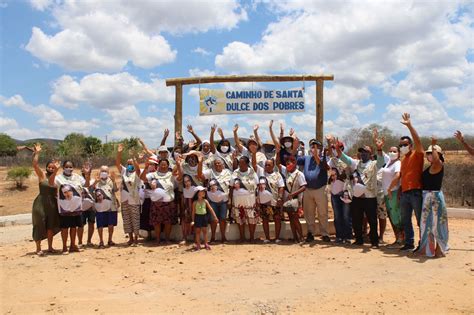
[{"left": 1, "top": 218, "right": 473, "bottom": 314}]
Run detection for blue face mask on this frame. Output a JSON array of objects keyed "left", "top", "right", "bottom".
[{"left": 126, "top": 165, "right": 134, "bottom": 172}]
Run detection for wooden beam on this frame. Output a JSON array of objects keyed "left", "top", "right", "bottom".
[
  {"left": 174, "top": 83, "right": 183, "bottom": 147},
  {"left": 166, "top": 74, "right": 334, "bottom": 86},
  {"left": 316, "top": 79, "right": 324, "bottom": 143}
]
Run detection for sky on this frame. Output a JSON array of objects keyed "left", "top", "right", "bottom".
[{"left": 0, "top": 0, "right": 473, "bottom": 147}]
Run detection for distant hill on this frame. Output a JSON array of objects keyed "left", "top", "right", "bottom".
[{"left": 14, "top": 138, "right": 61, "bottom": 146}]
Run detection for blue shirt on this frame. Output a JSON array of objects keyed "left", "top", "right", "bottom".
[{"left": 297, "top": 155, "right": 328, "bottom": 189}]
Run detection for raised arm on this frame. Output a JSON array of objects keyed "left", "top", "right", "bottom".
[
  {"left": 251, "top": 148, "right": 258, "bottom": 172},
  {"left": 210, "top": 124, "right": 217, "bottom": 154},
  {"left": 138, "top": 138, "right": 155, "bottom": 156},
  {"left": 160, "top": 128, "right": 170, "bottom": 146},
  {"left": 32, "top": 143, "right": 45, "bottom": 182},
  {"left": 197, "top": 153, "right": 205, "bottom": 181},
  {"left": 140, "top": 162, "right": 150, "bottom": 182},
  {"left": 374, "top": 131, "right": 386, "bottom": 169},
  {"left": 253, "top": 124, "right": 263, "bottom": 148},
  {"left": 269, "top": 120, "right": 281, "bottom": 150},
  {"left": 81, "top": 162, "right": 92, "bottom": 187},
  {"left": 115, "top": 143, "right": 124, "bottom": 171},
  {"left": 187, "top": 125, "right": 202, "bottom": 148},
  {"left": 233, "top": 124, "right": 244, "bottom": 152},
  {"left": 279, "top": 122, "right": 284, "bottom": 140},
  {"left": 217, "top": 127, "right": 225, "bottom": 141},
  {"left": 454, "top": 130, "right": 474, "bottom": 156},
  {"left": 401, "top": 113, "right": 423, "bottom": 154},
  {"left": 132, "top": 157, "right": 141, "bottom": 176}
]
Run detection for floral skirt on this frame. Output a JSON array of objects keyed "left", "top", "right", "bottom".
[
  {"left": 258, "top": 204, "right": 282, "bottom": 221},
  {"left": 419, "top": 191, "right": 449, "bottom": 257},
  {"left": 150, "top": 200, "right": 177, "bottom": 226}
]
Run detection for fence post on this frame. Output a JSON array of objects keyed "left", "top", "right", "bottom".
[{"left": 461, "top": 184, "right": 465, "bottom": 206}]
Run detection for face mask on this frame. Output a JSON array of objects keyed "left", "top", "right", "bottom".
[
  {"left": 400, "top": 146, "right": 410, "bottom": 156},
  {"left": 360, "top": 152, "right": 370, "bottom": 163},
  {"left": 284, "top": 142, "right": 292, "bottom": 149},
  {"left": 173, "top": 152, "right": 180, "bottom": 160},
  {"left": 427, "top": 155, "right": 433, "bottom": 163},
  {"left": 388, "top": 152, "right": 398, "bottom": 161},
  {"left": 189, "top": 165, "right": 198, "bottom": 171},
  {"left": 100, "top": 172, "right": 108, "bottom": 180},
  {"left": 220, "top": 146, "right": 229, "bottom": 153},
  {"left": 63, "top": 169, "right": 72, "bottom": 176},
  {"left": 126, "top": 165, "right": 134, "bottom": 172}
]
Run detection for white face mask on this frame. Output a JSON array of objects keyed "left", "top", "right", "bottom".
[
  {"left": 388, "top": 152, "right": 399, "bottom": 161},
  {"left": 400, "top": 146, "right": 410, "bottom": 156},
  {"left": 100, "top": 172, "right": 108, "bottom": 180},
  {"left": 189, "top": 165, "right": 198, "bottom": 171},
  {"left": 220, "top": 146, "right": 229, "bottom": 153},
  {"left": 284, "top": 142, "right": 292, "bottom": 149},
  {"left": 173, "top": 152, "right": 180, "bottom": 160}
]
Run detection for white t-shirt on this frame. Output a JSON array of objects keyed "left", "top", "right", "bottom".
[
  {"left": 120, "top": 166, "right": 142, "bottom": 205},
  {"left": 256, "top": 165, "right": 284, "bottom": 206},
  {"left": 280, "top": 165, "right": 307, "bottom": 200},
  {"left": 381, "top": 159, "right": 401, "bottom": 194}
]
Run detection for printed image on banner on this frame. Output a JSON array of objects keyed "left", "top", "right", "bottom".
[{"left": 199, "top": 88, "right": 305, "bottom": 116}]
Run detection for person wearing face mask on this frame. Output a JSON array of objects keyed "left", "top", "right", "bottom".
[
  {"left": 233, "top": 123, "right": 266, "bottom": 167},
  {"left": 140, "top": 157, "right": 159, "bottom": 241},
  {"left": 31, "top": 143, "right": 60, "bottom": 256},
  {"left": 49, "top": 160, "right": 90, "bottom": 253},
  {"left": 210, "top": 124, "right": 235, "bottom": 170},
  {"left": 230, "top": 156, "right": 259, "bottom": 243},
  {"left": 419, "top": 137, "right": 448, "bottom": 257},
  {"left": 297, "top": 138, "right": 330, "bottom": 243},
  {"left": 399, "top": 113, "right": 425, "bottom": 252},
  {"left": 199, "top": 140, "right": 214, "bottom": 169},
  {"left": 377, "top": 140, "right": 403, "bottom": 247},
  {"left": 140, "top": 157, "right": 181, "bottom": 245},
  {"left": 116, "top": 144, "right": 142, "bottom": 246},
  {"left": 91, "top": 166, "right": 119, "bottom": 248},
  {"left": 335, "top": 138, "right": 385, "bottom": 248},
  {"left": 203, "top": 157, "right": 232, "bottom": 243},
  {"left": 276, "top": 154, "right": 306, "bottom": 243},
  {"left": 252, "top": 152, "right": 285, "bottom": 243},
  {"left": 157, "top": 145, "right": 175, "bottom": 170}
]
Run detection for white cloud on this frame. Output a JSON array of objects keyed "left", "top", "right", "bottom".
[
  {"left": 26, "top": 0, "right": 247, "bottom": 72},
  {"left": 188, "top": 68, "right": 216, "bottom": 77},
  {"left": 29, "top": 0, "right": 53, "bottom": 11},
  {"left": 50, "top": 72, "right": 174, "bottom": 109},
  {"left": 2, "top": 94, "right": 97, "bottom": 138},
  {"left": 192, "top": 47, "right": 211, "bottom": 56}
]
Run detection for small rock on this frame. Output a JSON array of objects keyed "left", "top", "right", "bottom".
[
  {"left": 179, "top": 261, "right": 184, "bottom": 264},
  {"left": 140, "top": 261, "right": 145, "bottom": 264},
  {"left": 153, "top": 270, "right": 157, "bottom": 273}
]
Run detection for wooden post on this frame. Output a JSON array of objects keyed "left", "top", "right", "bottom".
[
  {"left": 316, "top": 79, "right": 324, "bottom": 142},
  {"left": 174, "top": 83, "right": 183, "bottom": 147},
  {"left": 461, "top": 184, "right": 465, "bottom": 206}
]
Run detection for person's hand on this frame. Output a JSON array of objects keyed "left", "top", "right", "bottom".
[
  {"left": 213, "top": 216, "right": 218, "bottom": 223},
  {"left": 387, "top": 187, "right": 392, "bottom": 198},
  {"left": 52, "top": 160, "right": 61, "bottom": 171},
  {"left": 217, "top": 127, "right": 224, "bottom": 138},
  {"left": 33, "top": 143, "right": 42, "bottom": 153},
  {"left": 375, "top": 136, "right": 385, "bottom": 151},
  {"left": 254, "top": 124, "right": 259, "bottom": 132},
  {"left": 400, "top": 113, "right": 411, "bottom": 126},
  {"left": 280, "top": 122, "right": 284, "bottom": 133},
  {"left": 431, "top": 136, "right": 437, "bottom": 146},
  {"left": 454, "top": 130, "right": 464, "bottom": 143},
  {"left": 325, "top": 134, "right": 333, "bottom": 145},
  {"left": 289, "top": 128, "right": 295, "bottom": 137},
  {"left": 249, "top": 144, "right": 257, "bottom": 154},
  {"left": 175, "top": 155, "right": 183, "bottom": 165},
  {"left": 117, "top": 143, "right": 124, "bottom": 153},
  {"left": 211, "top": 124, "right": 217, "bottom": 133},
  {"left": 175, "top": 131, "right": 181, "bottom": 140},
  {"left": 189, "top": 140, "right": 196, "bottom": 149},
  {"left": 233, "top": 123, "right": 239, "bottom": 133},
  {"left": 269, "top": 120, "right": 273, "bottom": 128},
  {"left": 231, "top": 150, "right": 238, "bottom": 160},
  {"left": 110, "top": 171, "right": 116, "bottom": 180},
  {"left": 372, "top": 128, "right": 379, "bottom": 143},
  {"left": 163, "top": 128, "right": 169, "bottom": 138},
  {"left": 187, "top": 125, "right": 194, "bottom": 133},
  {"left": 82, "top": 163, "right": 91, "bottom": 175}
]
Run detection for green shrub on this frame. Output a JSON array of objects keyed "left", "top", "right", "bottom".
[{"left": 7, "top": 167, "right": 32, "bottom": 188}]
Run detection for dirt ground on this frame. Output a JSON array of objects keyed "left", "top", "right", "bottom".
[{"left": 0, "top": 218, "right": 473, "bottom": 314}]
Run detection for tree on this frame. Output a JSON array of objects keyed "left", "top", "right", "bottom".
[
  {"left": 0, "top": 133, "right": 17, "bottom": 157},
  {"left": 7, "top": 166, "right": 31, "bottom": 188},
  {"left": 84, "top": 136, "right": 102, "bottom": 156},
  {"left": 57, "top": 133, "right": 86, "bottom": 157},
  {"left": 343, "top": 124, "right": 398, "bottom": 154}
]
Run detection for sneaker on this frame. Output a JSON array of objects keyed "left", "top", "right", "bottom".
[
  {"left": 400, "top": 244, "right": 415, "bottom": 251},
  {"left": 322, "top": 236, "right": 331, "bottom": 242},
  {"left": 335, "top": 238, "right": 343, "bottom": 244},
  {"left": 371, "top": 244, "right": 379, "bottom": 249},
  {"left": 305, "top": 233, "right": 315, "bottom": 242},
  {"left": 275, "top": 239, "right": 282, "bottom": 244},
  {"left": 263, "top": 239, "right": 271, "bottom": 244},
  {"left": 343, "top": 239, "right": 352, "bottom": 244}
]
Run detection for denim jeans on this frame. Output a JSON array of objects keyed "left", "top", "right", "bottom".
[
  {"left": 331, "top": 194, "right": 352, "bottom": 240},
  {"left": 400, "top": 189, "right": 423, "bottom": 246}
]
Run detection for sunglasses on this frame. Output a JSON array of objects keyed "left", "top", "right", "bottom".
[{"left": 399, "top": 144, "right": 409, "bottom": 148}]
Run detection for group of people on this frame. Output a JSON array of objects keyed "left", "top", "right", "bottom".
[{"left": 30, "top": 113, "right": 473, "bottom": 257}]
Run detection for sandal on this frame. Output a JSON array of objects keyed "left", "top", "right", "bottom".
[
  {"left": 36, "top": 250, "right": 45, "bottom": 256},
  {"left": 98, "top": 242, "right": 105, "bottom": 249},
  {"left": 69, "top": 245, "right": 80, "bottom": 253},
  {"left": 108, "top": 241, "right": 116, "bottom": 246},
  {"left": 204, "top": 244, "right": 211, "bottom": 250},
  {"left": 194, "top": 244, "right": 201, "bottom": 251}
]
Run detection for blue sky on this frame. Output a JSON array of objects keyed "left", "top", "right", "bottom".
[{"left": 0, "top": 0, "right": 473, "bottom": 147}]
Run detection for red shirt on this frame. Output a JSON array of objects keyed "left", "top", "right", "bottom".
[{"left": 400, "top": 150, "right": 424, "bottom": 192}]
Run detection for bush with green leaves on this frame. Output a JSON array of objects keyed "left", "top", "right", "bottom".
[
  {"left": 0, "top": 133, "right": 17, "bottom": 157},
  {"left": 6, "top": 167, "right": 32, "bottom": 188}
]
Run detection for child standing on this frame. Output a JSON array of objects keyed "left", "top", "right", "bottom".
[{"left": 192, "top": 186, "right": 218, "bottom": 250}]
